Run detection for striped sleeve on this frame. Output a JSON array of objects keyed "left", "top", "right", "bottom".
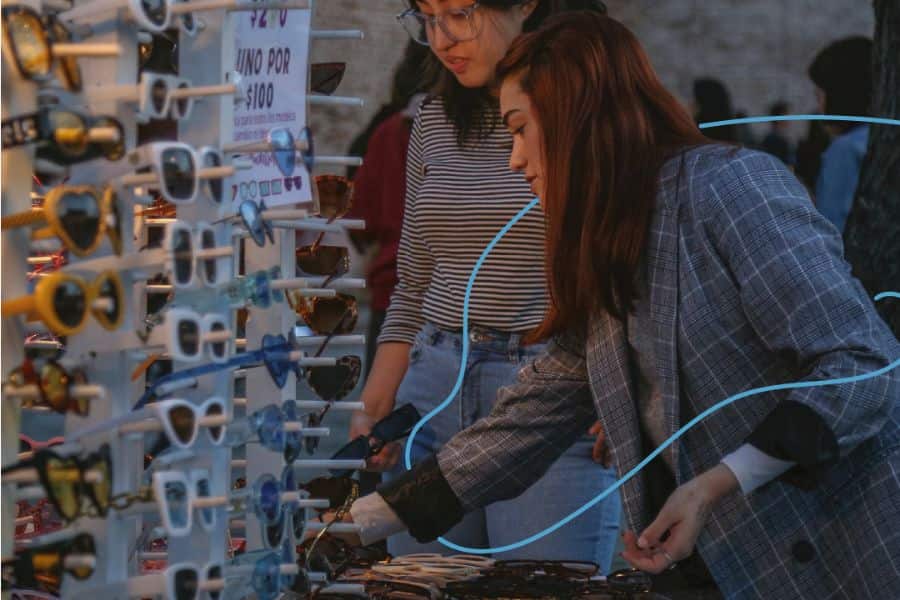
[{"left": 378, "top": 107, "right": 431, "bottom": 344}]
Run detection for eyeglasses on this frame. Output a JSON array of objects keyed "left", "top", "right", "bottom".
[
  {"left": 2, "top": 533, "right": 96, "bottom": 594},
  {"left": 68, "top": 397, "right": 228, "bottom": 449},
  {"left": 2, "top": 445, "right": 112, "bottom": 522},
  {"left": 126, "top": 561, "right": 223, "bottom": 600},
  {"left": 1, "top": 270, "right": 124, "bottom": 336},
  {"left": 139, "top": 307, "right": 232, "bottom": 363},
  {"left": 329, "top": 404, "right": 421, "bottom": 477},
  {"left": 310, "top": 62, "right": 346, "bottom": 96},
  {"left": 397, "top": 2, "right": 484, "bottom": 47},
  {"left": 1, "top": 6, "right": 82, "bottom": 91},
  {"left": 2, "top": 108, "right": 124, "bottom": 165},
  {"left": 2, "top": 185, "right": 122, "bottom": 257},
  {"left": 4, "top": 358, "right": 93, "bottom": 415}
]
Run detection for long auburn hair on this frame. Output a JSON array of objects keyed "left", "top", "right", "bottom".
[
  {"left": 495, "top": 12, "right": 708, "bottom": 340},
  {"left": 409, "top": 0, "right": 607, "bottom": 146}
]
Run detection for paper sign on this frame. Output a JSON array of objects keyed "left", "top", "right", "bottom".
[{"left": 232, "top": 6, "right": 312, "bottom": 209}]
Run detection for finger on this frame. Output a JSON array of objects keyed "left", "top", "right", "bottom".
[
  {"left": 622, "top": 530, "right": 653, "bottom": 558},
  {"left": 621, "top": 548, "right": 670, "bottom": 574},
  {"left": 592, "top": 437, "right": 605, "bottom": 463},
  {"left": 588, "top": 421, "right": 602, "bottom": 435},
  {"left": 638, "top": 508, "right": 679, "bottom": 550}
]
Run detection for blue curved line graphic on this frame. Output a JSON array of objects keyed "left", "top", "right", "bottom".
[
  {"left": 699, "top": 114, "right": 900, "bottom": 129},
  {"left": 401, "top": 115, "right": 900, "bottom": 554}
]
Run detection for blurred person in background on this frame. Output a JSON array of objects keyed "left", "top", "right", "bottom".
[
  {"left": 692, "top": 77, "right": 737, "bottom": 143},
  {"left": 761, "top": 101, "right": 795, "bottom": 167},
  {"left": 807, "top": 36, "right": 873, "bottom": 233}
]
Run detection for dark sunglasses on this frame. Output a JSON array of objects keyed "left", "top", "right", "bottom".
[
  {"left": 2, "top": 445, "right": 112, "bottom": 522},
  {"left": 2, "top": 108, "right": 125, "bottom": 165},
  {"left": 310, "top": 62, "right": 346, "bottom": 96},
  {"left": 295, "top": 244, "right": 350, "bottom": 280},
  {"left": 5, "top": 358, "right": 91, "bottom": 415},
  {"left": 288, "top": 293, "right": 358, "bottom": 336},
  {"left": 2, "top": 533, "right": 96, "bottom": 594},
  {"left": 1, "top": 6, "right": 82, "bottom": 91},
  {"left": 329, "top": 404, "right": 421, "bottom": 476}
]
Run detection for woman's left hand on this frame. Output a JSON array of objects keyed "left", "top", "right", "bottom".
[{"left": 621, "top": 464, "right": 739, "bottom": 573}]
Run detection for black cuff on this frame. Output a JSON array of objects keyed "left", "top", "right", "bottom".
[
  {"left": 376, "top": 454, "right": 464, "bottom": 543},
  {"left": 746, "top": 400, "right": 840, "bottom": 488}
]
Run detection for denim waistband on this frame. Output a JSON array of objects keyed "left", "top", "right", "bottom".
[{"left": 420, "top": 322, "right": 539, "bottom": 356}]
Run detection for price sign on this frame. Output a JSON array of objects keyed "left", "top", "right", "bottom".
[{"left": 232, "top": 6, "right": 312, "bottom": 209}]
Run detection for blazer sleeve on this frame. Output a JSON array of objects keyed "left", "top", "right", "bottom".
[
  {"left": 377, "top": 332, "right": 597, "bottom": 542},
  {"left": 703, "top": 150, "right": 900, "bottom": 472}
]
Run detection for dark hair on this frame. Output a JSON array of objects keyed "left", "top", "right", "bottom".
[
  {"left": 769, "top": 101, "right": 789, "bottom": 116},
  {"left": 410, "top": 0, "right": 607, "bottom": 145},
  {"left": 693, "top": 78, "right": 736, "bottom": 143},
  {"left": 808, "top": 36, "right": 873, "bottom": 131},
  {"left": 496, "top": 12, "right": 707, "bottom": 338}
]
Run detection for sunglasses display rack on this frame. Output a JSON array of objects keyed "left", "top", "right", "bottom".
[{"left": 1, "top": 0, "right": 375, "bottom": 597}]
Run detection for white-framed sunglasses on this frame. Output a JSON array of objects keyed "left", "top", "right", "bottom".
[
  {"left": 140, "top": 307, "right": 233, "bottom": 364},
  {"left": 118, "top": 142, "right": 233, "bottom": 205}
]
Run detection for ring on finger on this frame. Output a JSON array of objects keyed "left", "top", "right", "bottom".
[{"left": 662, "top": 550, "right": 677, "bottom": 569}]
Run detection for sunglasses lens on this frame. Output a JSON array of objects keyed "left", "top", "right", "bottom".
[
  {"left": 45, "top": 456, "right": 81, "bottom": 520},
  {"left": 175, "top": 82, "right": 190, "bottom": 117},
  {"left": 295, "top": 245, "right": 348, "bottom": 276},
  {"left": 172, "top": 227, "right": 193, "bottom": 285},
  {"left": 181, "top": 13, "right": 196, "bottom": 34},
  {"left": 308, "top": 356, "right": 361, "bottom": 402},
  {"left": 161, "top": 148, "right": 196, "bottom": 201},
  {"left": 164, "top": 478, "right": 190, "bottom": 529},
  {"left": 252, "top": 404, "right": 284, "bottom": 450},
  {"left": 298, "top": 127, "right": 314, "bottom": 173},
  {"left": 209, "top": 320, "right": 227, "bottom": 359},
  {"left": 257, "top": 477, "right": 280, "bottom": 523},
  {"left": 310, "top": 62, "right": 345, "bottom": 95},
  {"left": 264, "top": 512, "right": 285, "bottom": 549},
  {"left": 178, "top": 318, "right": 200, "bottom": 358},
  {"left": 199, "top": 228, "right": 217, "bottom": 285},
  {"left": 69, "top": 533, "right": 96, "bottom": 579},
  {"left": 91, "top": 117, "right": 125, "bottom": 161},
  {"left": 173, "top": 566, "right": 199, "bottom": 600},
  {"left": 104, "top": 190, "right": 123, "bottom": 254},
  {"left": 49, "top": 110, "right": 87, "bottom": 156},
  {"left": 239, "top": 201, "right": 266, "bottom": 247},
  {"left": 140, "top": 0, "right": 168, "bottom": 27},
  {"left": 207, "top": 565, "right": 223, "bottom": 600},
  {"left": 48, "top": 19, "right": 81, "bottom": 91},
  {"left": 196, "top": 476, "right": 214, "bottom": 528},
  {"left": 269, "top": 128, "right": 295, "bottom": 177},
  {"left": 203, "top": 150, "right": 223, "bottom": 204},
  {"left": 251, "top": 553, "right": 280, "bottom": 600},
  {"left": 57, "top": 190, "right": 101, "bottom": 253},
  {"left": 52, "top": 279, "right": 87, "bottom": 330},
  {"left": 92, "top": 273, "right": 121, "bottom": 328},
  {"left": 6, "top": 9, "right": 50, "bottom": 78},
  {"left": 261, "top": 334, "right": 289, "bottom": 388},
  {"left": 168, "top": 405, "right": 196, "bottom": 445},
  {"left": 331, "top": 436, "right": 369, "bottom": 464},
  {"left": 39, "top": 362, "right": 70, "bottom": 412},
  {"left": 301, "top": 295, "right": 357, "bottom": 335},
  {"left": 314, "top": 176, "right": 352, "bottom": 220},
  {"left": 150, "top": 78, "right": 168, "bottom": 114},
  {"left": 205, "top": 402, "right": 225, "bottom": 443},
  {"left": 87, "top": 451, "right": 111, "bottom": 514}
]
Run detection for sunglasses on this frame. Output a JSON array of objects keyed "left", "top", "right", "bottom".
[
  {"left": 224, "top": 266, "right": 285, "bottom": 309},
  {"left": 69, "top": 397, "right": 228, "bottom": 450},
  {"left": 490, "top": 559, "right": 599, "bottom": 580},
  {"left": 127, "top": 561, "right": 223, "bottom": 600},
  {"left": 300, "top": 475, "right": 359, "bottom": 512},
  {"left": 1, "top": 270, "right": 124, "bottom": 336},
  {"left": 2, "top": 445, "right": 112, "bottom": 523},
  {"left": 329, "top": 404, "right": 421, "bottom": 477},
  {"left": 2, "top": 533, "right": 96, "bottom": 594},
  {"left": 90, "top": 71, "right": 235, "bottom": 122},
  {"left": 139, "top": 307, "right": 232, "bottom": 363},
  {"left": 259, "top": 466, "right": 313, "bottom": 551},
  {"left": 2, "top": 185, "right": 122, "bottom": 257},
  {"left": 18, "top": 434, "right": 65, "bottom": 456},
  {"left": 155, "top": 220, "right": 232, "bottom": 288},
  {"left": 300, "top": 175, "right": 354, "bottom": 258},
  {"left": 135, "top": 469, "right": 219, "bottom": 536},
  {"left": 4, "top": 358, "right": 94, "bottom": 415},
  {"left": 225, "top": 545, "right": 298, "bottom": 600},
  {"left": 1, "top": 6, "right": 82, "bottom": 91},
  {"left": 122, "top": 142, "right": 198, "bottom": 204},
  {"left": 227, "top": 400, "right": 308, "bottom": 464},
  {"left": 288, "top": 293, "right": 358, "bottom": 336},
  {"left": 224, "top": 126, "right": 313, "bottom": 177},
  {"left": 60, "top": 0, "right": 174, "bottom": 33},
  {"left": 2, "top": 108, "right": 125, "bottom": 165},
  {"left": 310, "top": 62, "right": 346, "bottom": 95},
  {"left": 295, "top": 244, "right": 350, "bottom": 280},
  {"left": 297, "top": 533, "right": 390, "bottom": 583}
]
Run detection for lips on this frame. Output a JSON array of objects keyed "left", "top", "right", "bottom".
[{"left": 444, "top": 56, "right": 469, "bottom": 74}]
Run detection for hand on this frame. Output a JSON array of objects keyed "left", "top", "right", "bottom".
[
  {"left": 305, "top": 509, "right": 362, "bottom": 546},
  {"left": 621, "top": 464, "right": 738, "bottom": 573},
  {"left": 349, "top": 410, "right": 376, "bottom": 439},
  {"left": 365, "top": 441, "right": 402, "bottom": 472},
  {"left": 588, "top": 421, "right": 611, "bottom": 466}
]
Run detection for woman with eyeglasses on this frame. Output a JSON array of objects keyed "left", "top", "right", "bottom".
[
  {"left": 339, "top": 13, "right": 900, "bottom": 600},
  {"left": 350, "top": 0, "right": 622, "bottom": 565}
]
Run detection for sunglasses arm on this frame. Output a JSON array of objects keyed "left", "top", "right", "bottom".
[{"left": 52, "top": 42, "right": 122, "bottom": 57}]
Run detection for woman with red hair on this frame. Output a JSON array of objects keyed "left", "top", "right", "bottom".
[{"left": 339, "top": 13, "right": 900, "bottom": 599}]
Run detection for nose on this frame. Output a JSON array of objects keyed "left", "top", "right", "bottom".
[
  {"left": 429, "top": 22, "right": 456, "bottom": 51},
  {"left": 509, "top": 138, "right": 527, "bottom": 173}
]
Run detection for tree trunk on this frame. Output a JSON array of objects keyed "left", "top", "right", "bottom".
[{"left": 842, "top": 0, "right": 900, "bottom": 336}]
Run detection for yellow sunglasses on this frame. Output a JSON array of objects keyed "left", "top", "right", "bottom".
[
  {"left": 1, "top": 185, "right": 122, "bottom": 257},
  {"left": 1, "top": 270, "right": 124, "bottom": 336}
]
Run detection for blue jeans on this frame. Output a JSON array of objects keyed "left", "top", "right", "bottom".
[{"left": 386, "top": 323, "right": 621, "bottom": 570}]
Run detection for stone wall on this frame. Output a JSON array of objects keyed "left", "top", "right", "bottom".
[{"left": 308, "top": 0, "right": 875, "bottom": 155}]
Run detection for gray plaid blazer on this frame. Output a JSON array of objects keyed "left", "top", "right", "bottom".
[{"left": 435, "top": 146, "right": 900, "bottom": 599}]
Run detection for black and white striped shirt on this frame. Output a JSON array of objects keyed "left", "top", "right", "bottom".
[{"left": 378, "top": 97, "right": 549, "bottom": 345}]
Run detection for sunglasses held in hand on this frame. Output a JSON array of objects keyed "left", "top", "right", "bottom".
[{"left": 329, "top": 404, "right": 421, "bottom": 476}]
